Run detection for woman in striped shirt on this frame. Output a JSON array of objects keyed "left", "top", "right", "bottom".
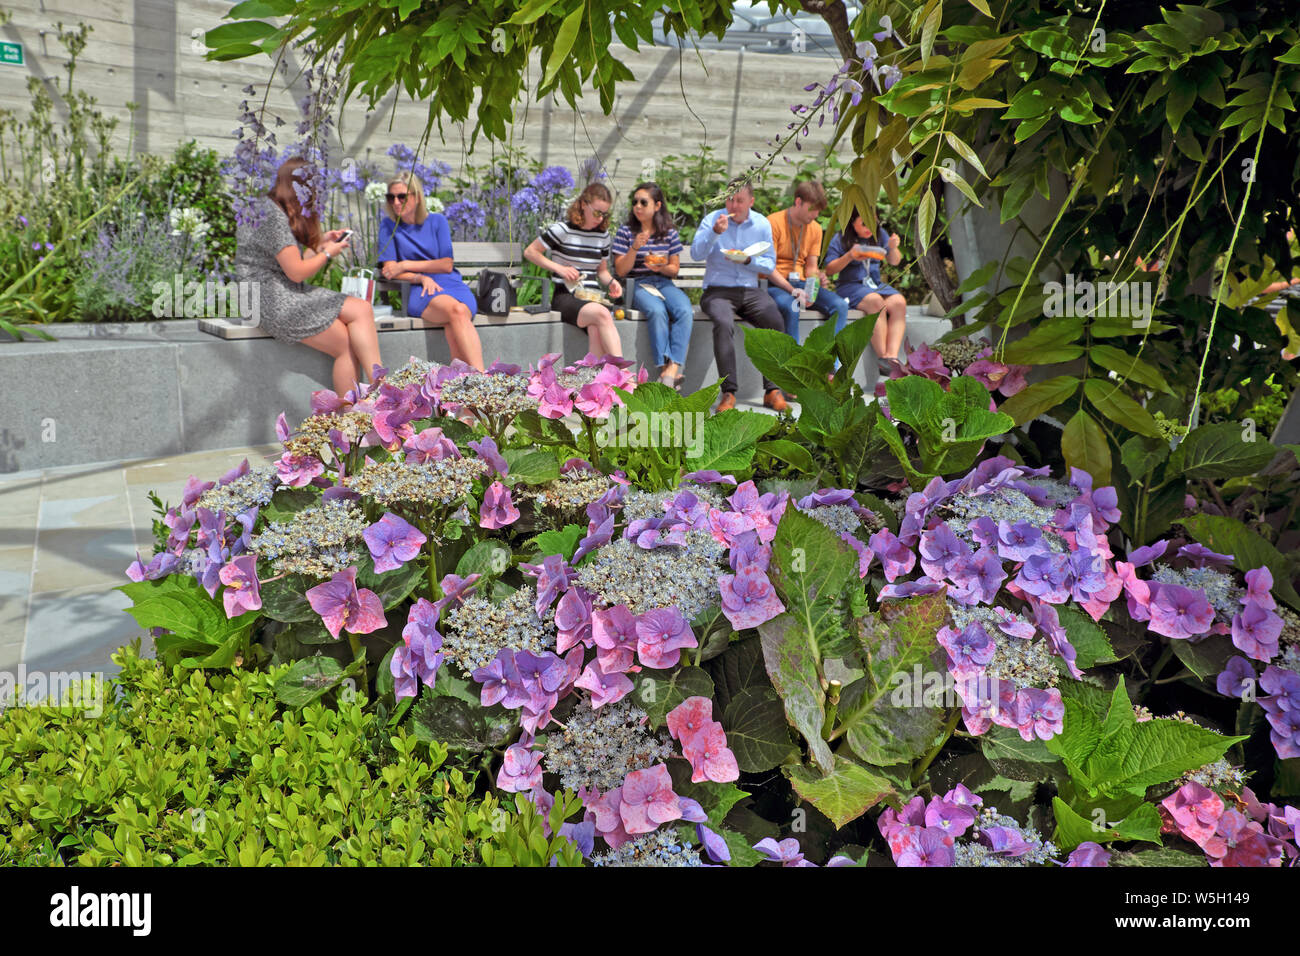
[{"left": 523, "top": 182, "right": 624, "bottom": 359}]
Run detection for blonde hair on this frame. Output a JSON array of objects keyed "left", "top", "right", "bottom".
[{"left": 384, "top": 171, "right": 428, "bottom": 225}]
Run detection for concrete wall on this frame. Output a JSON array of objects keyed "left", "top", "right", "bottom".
[{"left": 0, "top": 0, "right": 854, "bottom": 200}]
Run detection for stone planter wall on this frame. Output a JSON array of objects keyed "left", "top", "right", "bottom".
[{"left": 0, "top": 309, "right": 951, "bottom": 473}]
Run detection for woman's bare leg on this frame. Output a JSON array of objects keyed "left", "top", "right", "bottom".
[
  {"left": 421, "top": 296, "right": 485, "bottom": 370},
  {"left": 336, "top": 296, "right": 382, "bottom": 381},
  {"left": 576, "top": 304, "right": 623, "bottom": 359},
  {"left": 857, "top": 293, "right": 890, "bottom": 359},
  {"left": 884, "top": 293, "right": 908, "bottom": 360},
  {"left": 300, "top": 320, "right": 360, "bottom": 396}
]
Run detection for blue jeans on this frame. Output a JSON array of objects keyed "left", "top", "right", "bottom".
[
  {"left": 768, "top": 285, "right": 850, "bottom": 343},
  {"left": 633, "top": 275, "right": 693, "bottom": 367}
]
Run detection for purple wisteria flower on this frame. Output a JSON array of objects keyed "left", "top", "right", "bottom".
[
  {"left": 305, "top": 566, "right": 387, "bottom": 640},
  {"left": 479, "top": 480, "right": 520, "bottom": 529},
  {"left": 363, "top": 513, "right": 427, "bottom": 573},
  {"left": 719, "top": 566, "right": 786, "bottom": 630},
  {"left": 218, "top": 554, "right": 261, "bottom": 618}
]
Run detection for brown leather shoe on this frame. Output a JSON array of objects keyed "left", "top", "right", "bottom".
[
  {"left": 715, "top": 391, "right": 737, "bottom": 413},
  {"left": 764, "top": 389, "right": 788, "bottom": 412}
]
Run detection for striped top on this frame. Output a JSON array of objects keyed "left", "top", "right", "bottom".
[
  {"left": 611, "top": 224, "right": 684, "bottom": 278},
  {"left": 539, "top": 220, "right": 612, "bottom": 282}
]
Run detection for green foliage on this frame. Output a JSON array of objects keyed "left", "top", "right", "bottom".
[
  {"left": 0, "top": 643, "right": 584, "bottom": 866},
  {"left": 881, "top": 375, "right": 1015, "bottom": 483},
  {"left": 1046, "top": 678, "right": 1246, "bottom": 848}
]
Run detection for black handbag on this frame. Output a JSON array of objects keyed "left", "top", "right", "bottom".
[{"left": 476, "top": 269, "right": 517, "bottom": 316}]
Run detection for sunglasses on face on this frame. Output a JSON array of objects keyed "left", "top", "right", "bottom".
[
  {"left": 586, "top": 203, "right": 609, "bottom": 220},
  {"left": 633, "top": 198, "right": 654, "bottom": 207},
  {"left": 387, "top": 193, "right": 409, "bottom": 204}
]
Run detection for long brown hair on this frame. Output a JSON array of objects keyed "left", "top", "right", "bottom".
[
  {"left": 268, "top": 157, "right": 322, "bottom": 249},
  {"left": 566, "top": 182, "right": 612, "bottom": 230}
]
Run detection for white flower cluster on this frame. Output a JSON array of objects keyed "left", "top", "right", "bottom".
[{"left": 169, "top": 207, "right": 210, "bottom": 240}]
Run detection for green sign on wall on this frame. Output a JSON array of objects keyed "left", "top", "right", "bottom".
[{"left": 0, "top": 42, "right": 22, "bottom": 66}]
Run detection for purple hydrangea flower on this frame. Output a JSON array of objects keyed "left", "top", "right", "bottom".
[
  {"left": 217, "top": 554, "right": 261, "bottom": 618},
  {"left": 479, "top": 480, "right": 520, "bottom": 529},
  {"left": 392, "top": 598, "right": 444, "bottom": 699},
  {"left": 1065, "top": 842, "right": 1112, "bottom": 867},
  {"left": 719, "top": 566, "right": 786, "bottom": 630},
  {"left": 305, "top": 566, "right": 387, "bottom": 640},
  {"left": 1231, "top": 602, "right": 1283, "bottom": 661},
  {"left": 1216, "top": 656, "right": 1258, "bottom": 699},
  {"left": 363, "top": 512, "right": 427, "bottom": 573},
  {"left": 635, "top": 606, "right": 698, "bottom": 669},
  {"left": 498, "top": 743, "right": 543, "bottom": 793},
  {"left": 1148, "top": 583, "right": 1215, "bottom": 640},
  {"left": 868, "top": 527, "right": 916, "bottom": 581}
]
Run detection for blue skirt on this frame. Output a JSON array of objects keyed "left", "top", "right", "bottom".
[
  {"left": 406, "top": 277, "right": 478, "bottom": 318},
  {"left": 837, "top": 280, "right": 901, "bottom": 307}
]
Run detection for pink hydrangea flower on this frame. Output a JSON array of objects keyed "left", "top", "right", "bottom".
[
  {"left": 634, "top": 607, "right": 698, "bottom": 669},
  {"left": 218, "top": 554, "right": 261, "bottom": 618},
  {"left": 1014, "top": 687, "right": 1064, "bottom": 741},
  {"left": 305, "top": 566, "right": 387, "bottom": 640},
  {"left": 363, "top": 512, "right": 427, "bottom": 573},
  {"left": 682, "top": 722, "right": 740, "bottom": 783},
  {"left": 1231, "top": 602, "right": 1284, "bottom": 661},
  {"left": 619, "top": 764, "right": 682, "bottom": 834},
  {"left": 479, "top": 480, "right": 520, "bottom": 529},
  {"left": 1161, "top": 782, "right": 1224, "bottom": 848},
  {"left": 1147, "top": 582, "right": 1214, "bottom": 640},
  {"left": 497, "top": 743, "right": 543, "bottom": 793},
  {"left": 403, "top": 427, "right": 460, "bottom": 463},
  {"left": 718, "top": 565, "right": 786, "bottom": 630},
  {"left": 574, "top": 660, "right": 634, "bottom": 708}
]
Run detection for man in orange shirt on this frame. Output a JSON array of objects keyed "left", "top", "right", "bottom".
[{"left": 762, "top": 181, "right": 851, "bottom": 343}]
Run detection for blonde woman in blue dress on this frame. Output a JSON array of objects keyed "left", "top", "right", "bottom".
[{"left": 378, "top": 172, "right": 485, "bottom": 370}]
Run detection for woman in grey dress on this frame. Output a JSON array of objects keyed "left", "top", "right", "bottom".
[{"left": 235, "top": 157, "right": 382, "bottom": 397}]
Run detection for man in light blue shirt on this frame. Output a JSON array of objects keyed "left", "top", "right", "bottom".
[{"left": 691, "top": 180, "right": 788, "bottom": 412}]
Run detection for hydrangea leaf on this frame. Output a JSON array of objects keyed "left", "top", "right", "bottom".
[
  {"left": 691, "top": 605, "right": 735, "bottom": 664},
  {"left": 721, "top": 686, "right": 798, "bottom": 772},
  {"left": 1178, "top": 514, "right": 1300, "bottom": 611},
  {"left": 356, "top": 555, "right": 424, "bottom": 609},
  {"left": 455, "top": 539, "right": 512, "bottom": 578},
  {"left": 119, "top": 575, "right": 256, "bottom": 655},
  {"left": 1168, "top": 422, "right": 1279, "bottom": 480},
  {"left": 261, "top": 487, "right": 319, "bottom": 524},
  {"left": 1170, "top": 633, "right": 1237, "bottom": 681},
  {"left": 980, "top": 725, "right": 1064, "bottom": 782},
  {"left": 1055, "top": 605, "right": 1118, "bottom": 668},
  {"left": 1052, "top": 796, "right": 1163, "bottom": 849},
  {"left": 501, "top": 448, "right": 561, "bottom": 485},
  {"left": 513, "top": 409, "right": 577, "bottom": 447},
  {"left": 831, "top": 313, "right": 879, "bottom": 375},
  {"left": 835, "top": 591, "right": 949, "bottom": 766},
  {"left": 273, "top": 656, "right": 346, "bottom": 708},
  {"left": 410, "top": 695, "right": 516, "bottom": 752},
  {"left": 691, "top": 409, "right": 777, "bottom": 475},
  {"left": 759, "top": 612, "right": 834, "bottom": 774},
  {"left": 257, "top": 572, "right": 321, "bottom": 623},
  {"left": 613, "top": 382, "right": 677, "bottom": 417},
  {"left": 631, "top": 665, "right": 714, "bottom": 728},
  {"left": 757, "top": 438, "right": 814, "bottom": 473},
  {"left": 704, "top": 635, "right": 770, "bottom": 715},
  {"left": 742, "top": 327, "right": 809, "bottom": 395},
  {"left": 786, "top": 756, "right": 896, "bottom": 828},
  {"left": 770, "top": 508, "right": 858, "bottom": 657},
  {"left": 523, "top": 524, "right": 586, "bottom": 562},
  {"left": 1110, "top": 846, "right": 1208, "bottom": 867}
]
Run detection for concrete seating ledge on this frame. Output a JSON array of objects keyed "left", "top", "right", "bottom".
[{"left": 0, "top": 309, "right": 951, "bottom": 473}]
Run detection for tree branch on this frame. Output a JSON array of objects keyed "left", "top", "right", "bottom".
[{"left": 801, "top": 0, "right": 857, "bottom": 64}]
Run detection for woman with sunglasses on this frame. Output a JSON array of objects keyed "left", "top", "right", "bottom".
[
  {"left": 523, "top": 182, "right": 624, "bottom": 359},
  {"left": 235, "top": 156, "right": 382, "bottom": 397},
  {"left": 378, "top": 172, "right": 485, "bottom": 370},
  {"left": 612, "top": 182, "right": 692, "bottom": 389}
]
